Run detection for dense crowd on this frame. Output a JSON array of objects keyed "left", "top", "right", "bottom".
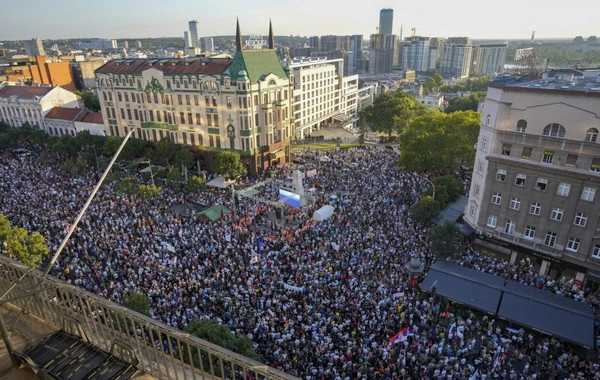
[{"left": 0, "top": 145, "right": 599, "bottom": 379}]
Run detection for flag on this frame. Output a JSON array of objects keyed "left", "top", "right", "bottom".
[
  {"left": 506, "top": 326, "right": 520, "bottom": 334},
  {"left": 389, "top": 328, "right": 409, "bottom": 345},
  {"left": 257, "top": 236, "right": 264, "bottom": 251}
]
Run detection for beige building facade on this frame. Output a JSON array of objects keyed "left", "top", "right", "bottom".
[{"left": 464, "top": 70, "right": 600, "bottom": 286}]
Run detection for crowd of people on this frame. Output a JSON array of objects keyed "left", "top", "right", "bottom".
[{"left": 0, "top": 144, "right": 599, "bottom": 379}]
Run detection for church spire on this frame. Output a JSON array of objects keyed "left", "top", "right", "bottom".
[
  {"left": 236, "top": 18, "right": 243, "bottom": 52},
  {"left": 268, "top": 19, "right": 275, "bottom": 49}
]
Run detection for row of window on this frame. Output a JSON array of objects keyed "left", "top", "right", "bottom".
[
  {"left": 490, "top": 118, "right": 600, "bottom": 142},
  {"left": 490, "top": 170, "right": 597, "bottom": 200},
  {"left": 496, "top": 143, "right": 600, "bottom": 171},
  {"left": 100, "top": 77, "right": 229, "bottom": 92}
]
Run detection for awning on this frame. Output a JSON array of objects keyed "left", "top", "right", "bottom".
[
  {"left": 436, "top": 195, "right": 468, "bottom": 225},
  {"left": 270, "top": 150, "right": 285, "bottom": 159}
]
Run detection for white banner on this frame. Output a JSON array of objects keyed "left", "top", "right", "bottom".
[{"left": 364, "top": 133, "right": 377, "bottom": 144}]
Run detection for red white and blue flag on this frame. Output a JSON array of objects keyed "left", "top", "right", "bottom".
[{"left": 389, "top": 328, "right": 409, "bottom": 345}]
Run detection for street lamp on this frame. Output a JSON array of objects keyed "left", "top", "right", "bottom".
[
  {"left": 84, "top": 144, "right": 99, "bottom": 173},
  {"left": 142, "top": 160, "right": 156, "bottom": 186},
  {"left": 415, "top": 174, "right": 435, "bottom": 200}
]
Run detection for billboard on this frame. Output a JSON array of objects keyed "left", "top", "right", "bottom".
[
  {"left": 364, "top": 133, "right": 377, "bottom": 144},
  {"left": 279, "top": 189, "right": 301, "bottom": 209}
]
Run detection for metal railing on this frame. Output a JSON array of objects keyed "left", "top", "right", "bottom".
[{"left": 0, "top": 255, "right": 299, "bottom": 380}]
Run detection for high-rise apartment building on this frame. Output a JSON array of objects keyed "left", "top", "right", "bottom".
[
  {"left": 204, "top": 37, "right": 215, "bottom": 53},
  {"left": 95, "top": 20, "right": 292, "bottom": 176},
  {"left": 188, "top": 20, "right": 200, "bottom": 49},
  {"left": 309, "top": 36, "right": 320, "bottom": 50},
  {"left": 184, "top": 31, "right": 191, "bottom": 52},
  {"left": 471, "top": 43, "right": 508, "bottom": 76},
  {"left": 368, "top": 34, "right": 398, "bottom": 74},
  {"left": 465, "top": 69, "right": 600, "bottom": 287},
  {"left": 428, "top": 37, "right": 445, "bottom": 71},
  {"left": 439, "top": 37, "right": 472, "bottom": 79},
  {"left": 379, "top": 9, "right": 394, "bottom": 35},
  {"left": 24, "top": 38, "right": 45, "bottom": 57},
  {"left": 400, "top": 36, "right": 431, "bottom": 72},
  {"left": 348, "top": 35, "right": 363, "bottom": 75}
]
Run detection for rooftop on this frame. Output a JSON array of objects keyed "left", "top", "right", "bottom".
[
  {"left": 490, "top": 73, "right": 600, "bottom": 95},
  {"left": 80, "top": 111, "right": 103, "bottom": 124},
  {"left": 0, "top": 86, "right": 52, "bottom": 99},
  {"left": 45, "top": 107, "right": 84, "bottom": 121},
  {"left": 227, "top": 49, "right": 288, "bottom": 82},
  {"left": 95, "top": 58, "right": 231, "bottom": 75}
]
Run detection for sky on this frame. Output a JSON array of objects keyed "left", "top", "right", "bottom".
[{"left": 2, "top": 0, "right": 598, "bottom": 41}]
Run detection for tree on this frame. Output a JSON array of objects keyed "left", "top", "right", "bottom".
[
  {"left": 0, "top": 214, "right": 50, "bottom": 268},
  {"left": 119, "top": 137, "right": 148, "bottom": 161},
  {"left": 175, "top": 147, "right": 195, "bottom": 180},
  {"left": 102, "top": 136, "right": 123, "bottom": 159},
  {"left": 360, "top": 90, "right": 425, "bottom": 138},
  {"left": 122, "top": 291, "right": 151, "bottom": 316},
  {"left": 115, "top": 177, "right": 138, "bottom": 195},
  {"left": 398, "top": 111, "right": 480, "bottom": 173},
  {"left": 166, "top": 167, "right": 181, "bottom": 186},
  {"left": 212, "top": 151, "right": 246, "bottom": 181},
  {"left": 445, "top": 93, "right": 484, "bottom": 113},
  {"left": 73, "top": 90, "right": 101, "bottom": 112},
  {"left": 154, "top": 137, "right": 177, "bottom": 167},
  {"left": 185, "top": 319, "right": 258, "bottom": 360},
  {"left": 137, "top": 184, "right": 161, "bottom": 198},
  {"left": 428, "top": 221, "right": 460, "bottom": 260},
  {"left": 424, "top": 175, "right": 465, "bottom": 208},
  {"left": 410, "top": 196, "right": 440, "bottom": 226},
  {"left": 184, "top": 176, "right": 206, "bottom": 193},
  {"left": 50, "top": 134, "right": 79, "bottom": 160}
]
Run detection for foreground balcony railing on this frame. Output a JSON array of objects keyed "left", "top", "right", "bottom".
[{"left": 0, "top": 255, "right": 298, "bottom": 380}]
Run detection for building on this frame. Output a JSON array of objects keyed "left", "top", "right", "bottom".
[
  {"left": 464, "top": 70, "right": 600, "bottom": 288},
  {"left": 428, "top": 37, "right": 445, "bottom": 70},
  {"left": 379, "top": 9, "right": 394, "bottom": 35},
  {"left": 44, "top": 107, "right": 104, "bottom": 136},
  {"left": 309, "top": 36, "right": 320, "bottom": 50},
  {"left": 24, "top": 38, "right": 45, "bottom": 57},
  {"left": 123, "top": 41, "right": 129, "bottom": 49},
  {"left": 78, "top": 39, "right": 118, "bottom": 50},
  {"left": 439, "top": 37, "right": 473, "bottom": 79},
  {"left": 368, "top": 34, "right": 398, "bottom": 75},
  {"left": 471, "top": 43, "right": 508, "bottom": 76},
  {"left": 0, "top": 56, "right": 75, "bottom": 90},
  {"left": 289, "top": 57, "right": 360, "bottom": 138},
  {"left": 70, "top": 59, "right": 106, "bottom": 89},
  {"left": 204, "top": 37, "right": 215, "bottom": 53},
  {"left": 400, "top": 36, "right": 431, "bottom": 72},
  {"left": 189, "top": 20, "right": 200, "bottom": 49},
  {"left": 348, "top": 35, "right": 363, "bottom": 75},
  {"left": 0, "top": 83, "right": 81, "bottom": 129},
  {"left": 95, "top": 20, "right": 293, "bottom": 176},
  {"left": 184, "top": 31, "right": 191, "bottom": 52},
  {"left": 136, "top": 41, "right": 143, "bottom": 49}
]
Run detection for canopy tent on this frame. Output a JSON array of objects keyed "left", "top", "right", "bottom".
[
  {"left": 140, "top": 165, "right": 166, "bottom": 173},
  {"left": 420, "top": 261, "right": 595, "bottom": 348},
  {"left": 206, "top": 176, "right": 235, "bottom": 189},
  {"left": 313, "top": 205, "right": 334, "bottom": 222},
  {"left": 197, "top": 205, "right": 232, "bottom": 222},
  {"left": 436, "top": 195, "right": 468, "bottom": 226}
]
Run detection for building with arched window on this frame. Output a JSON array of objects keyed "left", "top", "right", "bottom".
[{"left": 464, "top": 69, "right": 600, "bottom": 288}]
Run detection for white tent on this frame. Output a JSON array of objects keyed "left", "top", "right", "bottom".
[
  {"left": 206, "top": 176, "right": 235, "bottom": 189},
  {"left": 313, "top": 205, "right": 335, "bottom": 222}
]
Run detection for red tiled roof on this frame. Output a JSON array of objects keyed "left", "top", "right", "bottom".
[
  {"left": 0, "top": 86, "right": 52, "bottom": 99},
  {"left": 80, "top": 111, "right": 103, "bottom": 124},
  {"left": 95, "top": 58, "right": 232, "bottom": 76},
  {"left": 45, "top": 107, "right": 84, "bottom": 121}
]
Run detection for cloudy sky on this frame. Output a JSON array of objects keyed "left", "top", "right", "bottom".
[{"left": 2, "top": 0, "right": 598, "bottom": 41}]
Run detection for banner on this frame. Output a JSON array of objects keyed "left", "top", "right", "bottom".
[
  {"left": 306, "top": 169, "right": 317, "bottom": 178},
  {"left": 364, "top": 133, "right": 377, "bottom": 144}
]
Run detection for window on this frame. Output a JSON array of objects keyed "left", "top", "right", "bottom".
[
  {"left": 496, "top": 169, "right": 506, "bottom": 182},
  {"left": 491, "top": 192, "right": 502, "bottom": 205},
  {"left": 185, "top": 95, "right": 191, "bottom": 106},
  {"left": 574, "top": 212, "right": 587, "bottom": 227},
  {"left": 550, "top": 208, "right": 564, "bottom": 221},
  {"left": 592, "top": 244, "right": 600, "bottom": 259},
  {"left": 542, "top": 150, "right": 554, "bottom": 164},
  {"left": 485, "top": 114, "right": 491, "bottom": 126},
  {"left": 557, "top": 183, "right": 570, "bottom": 196},
  {"left": 544, "top": 231, "right": 557, "bottom": 247},
  {"left": 226, "top": 96, "right": 232, "bottom": 109},
  {"left": 179, "top": 112, "right": 185, "bottom": 124},
  {"left": 585, "top": 128, "right": 598, "bottom": 142},
  {"left": 567, "top": 238, "right": 580, "bottom": 252},
  {"left": 487, "top": 215, "right": 497, "bottom": 228},
  {"left": 474, "top": 184, "right": 480, "bottom": 196},
  {"left": 477, "top": 160, "right": 484, "bottom": 174},
  {"left": 194, "top": 95, "right": 199, "bottom": 106},
  {"left": 590, "top": 157, "right": 600, "bottom": 172},
  {"left": 535, "top": 178, "right": 548, "bottom": 191},
  {"left": 212, "top": 96, "right": 217, "bottom": 107},
  {"left": 543, "top": 123, "right": 566, "bottom": 138},
  {"left": 505, "top": 220, "right": 515, "bottom": 235},
  {"left": 515, "top": 174, "right": 526, "bottom": 187},
  {"left": 481, "top": 137, "right": 489, "bottom": 151},
  {"left": 177, "top": 95, "right": 183, "bottom": 105},
  {"left": 516, "top": 119, "right": 527, "bottom": 133},
  {"left": 582, "top": 187, "right": 596, "bottom": 202},
  {"left": 509, "top": 197, "right": 520, "bottom": 210},
  {"left": 524, "top": 226, "right": 535, "bottom": 239},
  {"left": 195, "top": 113, "right": 201, "bottom": 125},
  {"left": 469, "top": 205, "right": 475, "bottom": 217},
  {"left": 529, "top": 202, "right": 541, "bottom": 215},
  {"left": 565, "top": 154, "right": 578, "bottom": 168},
  {"left": 501, "top": 144, "right": 511, "bottom": 156},
  {"left": 205, "top": 96, "right": 210, "bottom": 106},
  {"left": 521, "top": 147, "right": 532, "bottom": 160},
  {"left": 207, "top": 114, "right": 212, "bottom": 127}
]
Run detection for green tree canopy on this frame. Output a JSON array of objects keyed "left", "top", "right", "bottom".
[
  {"left": 184, "top": 176, "right": 206, "bottom": 193},
  {"left": 444, "top": 93, "right": 483, "bottom": 113},
  {"left": 410, "top": 196, "right": 441, "bottom": 226},
  {"left": 428, "top": 221, "right": 460, "bottom": 260},
  {"left": 137, "top": 184, "right": 161, "bottom": 198},
  {"left": 166, "top": 167, "right": 181, "bottom": 186},
  {"left": 360, "top": 90, "right": 425, "bottom": 137},
  {"left": 211, "top": 151, "right": 246, "bottom": 181},
  {"left": 122, "top": 291, "right": 151, "bottom": 316},
  {"left": 398, "top": 110, "right": 480, "bottom": 173},
  {"left": 185, "top": 319, "right": 258, "bottom": 360},
  {"left": 154, "top": 137, "right": 177, "bottom": 167},
  {"left": 115, "top": 177, "right": 138, "bottom": 195},
  {"left": 0, "top": 214, "right": 50, "bottom": 268},
  {"left": 424, "top": 175, "right": 465, "bottom": 208}
]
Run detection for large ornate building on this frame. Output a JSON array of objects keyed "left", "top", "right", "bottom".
[
  {"left": 95, "top": 21, "right": 293, "bottom": 176},
  {"left": 464, "top": 69, "right": 600, "bottom": 288}
]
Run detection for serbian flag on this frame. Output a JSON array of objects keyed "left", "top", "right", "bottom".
[{"left": 389, "top": 328, "right": 409, "bottom": 345}]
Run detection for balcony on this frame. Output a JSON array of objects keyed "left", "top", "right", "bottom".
[{"left": 495, "top": 230, "right": 562, "bottom": 258}]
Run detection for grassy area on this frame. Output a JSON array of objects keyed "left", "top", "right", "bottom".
[{"left": 292, "top": 142, "right": 360, "bottom": 152}]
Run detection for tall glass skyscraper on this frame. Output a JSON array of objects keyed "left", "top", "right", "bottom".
[
  {"left": 188, "top": 20, "right": 200, "bottom": 49},
  {"left": 379, "top": 9, "right": 394, "bottom": 35}
]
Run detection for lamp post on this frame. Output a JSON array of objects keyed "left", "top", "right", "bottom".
[
  {"left": 415, "top": 174, "right": 435, "bottom": 200},
  {"left": 142, "top": 160, "right": 156, "bottom": 186},
  {"left": 85, "top": 144, "right": 99, "bottom": 173}
]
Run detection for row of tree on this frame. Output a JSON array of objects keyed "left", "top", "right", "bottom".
[{"left": 0, "top": 214, "right": 49, "bottom": 268}]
